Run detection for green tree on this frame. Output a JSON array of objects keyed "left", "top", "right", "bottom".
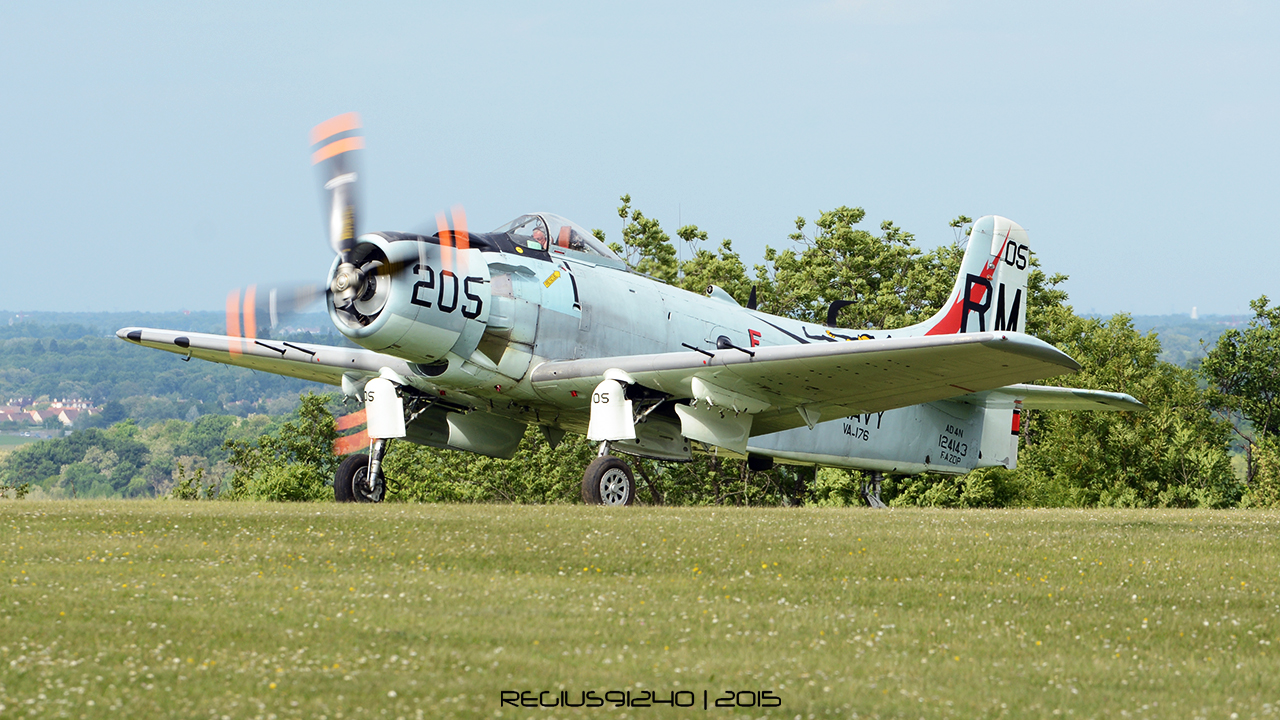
[
  {"left": 223, "top": 393, "right": 339, "bottom": 502},
  {"left": 1017, "top": 315, "right": 1239, "bottom": 507},
  {"left": 1200, "top": 295, "right": 1280, "bottom": 484},
  {"left": 613, "top": 195, "right": 757, "bottom": 305},
  {"left": 614, "top": 194, "right": 678, "bottom": 284},
  {"left": 677, "top": 235, "right": 755, "bottom": 303},
  {"left": 1242, "top": 437, "right": 1280, "bottom": 508},
  {"left": 753, "top": 207, "right": 931, "bottom": 328}
]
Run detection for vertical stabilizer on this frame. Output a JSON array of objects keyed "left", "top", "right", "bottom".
[{"left": 913, "top": 215, "right": 1031, "bottom": 336}]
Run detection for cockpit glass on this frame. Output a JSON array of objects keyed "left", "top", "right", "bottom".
[
  {"left": 492, "top": 213, "right": 622, "bottom": 262},
  {"left": 491, "top": 214, "right": 549, "bottom": 250}
]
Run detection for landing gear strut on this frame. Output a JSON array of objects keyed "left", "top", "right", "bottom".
[
  {"left": 334, "top": 438, "right": 389, "bottom": 503},
  {"left": 582, "top": 443, "right": 635, "bottom": 506},
  {"left": 862, "top": 471, "right": 886, "bottom": 509}
]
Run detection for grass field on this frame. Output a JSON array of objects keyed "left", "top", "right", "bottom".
[
  {"left": 0, "top": 434, "right": 40, "bottom": 457},
  {"left": 2, "top": 502, "right": 1278, "bottom": 719}
]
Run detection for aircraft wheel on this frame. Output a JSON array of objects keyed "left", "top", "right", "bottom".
[
  {"left": 334, "top": 454, "right": 363, "bottom": 503},
  {"left": 582, "top": 456, "right": 635, "bottom": 506},
  {"left": 335, "top": 453, "right": 385, "bottom": 503}
]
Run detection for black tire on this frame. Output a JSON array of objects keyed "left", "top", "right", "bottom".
[
  {"left": 334, "top": 454, "right": 363, "bottom": 503},
  {"left": 334, "top": 453, "right": 385, "bottom": 503},
  {"left": 581, "top": 456, "right": 635, "bottom": 506}
]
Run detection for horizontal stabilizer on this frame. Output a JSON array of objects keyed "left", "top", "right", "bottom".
[{"left": 961, "top": 383, "right": 1147, "bottom": 412}]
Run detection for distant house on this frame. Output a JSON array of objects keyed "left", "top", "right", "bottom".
[
  {"left": 49, "top": 398, "right": 94, "bottom": 411},
  {"left": 27, "top": 409, "right": 61, "bottom": 424},
  {"left": 0, "top": 397, "right": 97, "bottom": 427}
]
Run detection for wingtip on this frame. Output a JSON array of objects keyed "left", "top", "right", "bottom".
[
  {"left": 118, "top": 328, "right": 142, "bottom": 343},
  {"left": 990, "top": 332, "right": 1082, "bottom": 373}
]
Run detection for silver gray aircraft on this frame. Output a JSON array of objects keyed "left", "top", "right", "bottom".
[{"left": 119, "top": 113, "right": 1144, "bottom": 505}]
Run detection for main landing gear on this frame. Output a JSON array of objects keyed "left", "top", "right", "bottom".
[
  {"left": 333, "top": 372, "right": 427, "bottom": 504},
  {"left": 335, "top": 439, "right": 388, "bottom": 503},
  {"left": 862, "top": 470, "right": 886, "bottom": 509},
  {"left": 582, "top": 443, "right": 636, "bottom": 506}
]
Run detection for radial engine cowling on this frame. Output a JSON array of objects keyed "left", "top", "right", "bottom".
[{"left": 327, "top": 233, "right": 491, "bottom": 363}]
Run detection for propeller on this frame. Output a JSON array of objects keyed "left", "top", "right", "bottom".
[
  {"left": 311, "top": 112, "right": 370, "bottom": 311},
  {"left": 223, "top": 113, "right": 473, "bottom": 346},
  {"left": 220, "top": 114, "right": 362, "bottom": 347},
  {"left": 225, "top": 283, "right": 325, "bottom": 354},
  {"left": 312, "top": 113, "right": 364, "bottom": 260},
  {"left": 433, "top": 205, "right": 470, "bottom": 276},
  {"left": 309, "top": 114, "right": 471, "bottom": 312}
]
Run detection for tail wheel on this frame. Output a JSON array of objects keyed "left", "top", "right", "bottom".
[
  {"left": 335, "top": 453, "right": 385, "bottom": 503},
  {"left": 582, "top": 456, "right": 635, "bottom": 506}
]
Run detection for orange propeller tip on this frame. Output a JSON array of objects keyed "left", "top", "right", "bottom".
[
  {"left": 310, "top": 112, "right": 363, "bottom": 146},
  {"left": 312, "top": 136, "right": 365, "bottom": 165}
]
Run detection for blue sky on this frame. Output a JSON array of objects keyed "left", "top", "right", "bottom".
[{"left": 3, "top": 1, "right": 1276, "bottom": 316}]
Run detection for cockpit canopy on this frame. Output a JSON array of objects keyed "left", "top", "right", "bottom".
[{"left": 492, "top": 213, "right": 622, "bottom": 262}]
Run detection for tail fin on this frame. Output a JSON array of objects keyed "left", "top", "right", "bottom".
[{"left": 915, "top": 215, "right": 1030, "bottom": 336}]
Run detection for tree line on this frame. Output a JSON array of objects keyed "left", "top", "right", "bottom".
[
  {"left": 4, "top": 198, "right": 1278, "bottom": 507},
  {"left": 0, "top": 312, "right": 348, "bottom": 427}
]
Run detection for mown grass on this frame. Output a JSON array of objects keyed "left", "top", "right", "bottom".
[{"left": 2, "top": 502, "right": 1278, "bottom": 719}]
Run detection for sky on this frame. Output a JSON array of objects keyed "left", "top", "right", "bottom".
[{"left": 2, "top": 1, "right": 1276, "bottom": 317}]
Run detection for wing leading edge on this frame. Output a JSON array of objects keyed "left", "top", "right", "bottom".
[{"left": 116, "top": 327, "right": 416, "bottom": 386}]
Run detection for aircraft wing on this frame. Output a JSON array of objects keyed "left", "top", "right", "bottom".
[
  {"left": 530, "top": 331, "right": 1082, "bottom": 436},
  {"left": 969, "top": 383, "right": 1148, "bottom": 411},
  {"left": 116, "top": 327, "right": 416, "bottom": 386}
]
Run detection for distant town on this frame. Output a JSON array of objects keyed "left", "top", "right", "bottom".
[{"left": 1, "top": 397, "right": 99, "bottom": 430}]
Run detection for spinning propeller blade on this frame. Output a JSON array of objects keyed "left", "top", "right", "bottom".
[
  {"left": 225, "top": 282, "right": 324, "bottom": 350},
  {"left": 221, "top": 113, "right": 469, "bottom": 346},
  {"left": 432, "top": 205, "right": 470, "bottom": 275},
  {"left": 311, "top": 113, "right": 364, "bottom": 263}
]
